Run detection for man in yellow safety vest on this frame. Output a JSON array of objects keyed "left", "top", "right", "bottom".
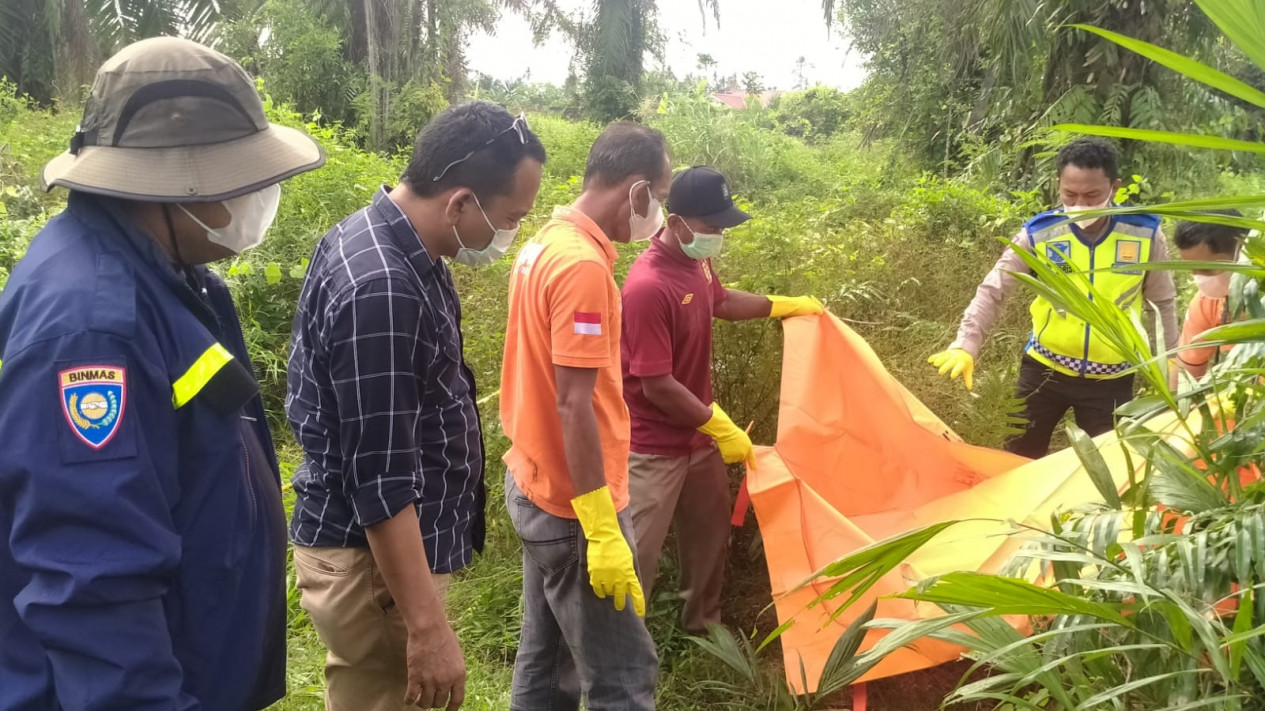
[{"left": 928, "top": 138, "right": 1178, "bottom": 458}]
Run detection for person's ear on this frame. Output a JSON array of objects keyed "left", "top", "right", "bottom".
[
  {"left": 443, "top": 188, "right": 474, "bottom": 226},
  {"left": 670, "top": 215, "right": 692, "bottom": 244},
  {"left": 627, "top": 178, "right": 649, "bottom": 218},
  {"left": 1109, "top": 179, "right": 1123, "bottom": 200}
]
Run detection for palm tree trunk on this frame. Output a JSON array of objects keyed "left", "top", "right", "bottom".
[
  {"left": 965, "top": 67, "right": 996, "bottom": 134},
  {"left": 440, "top": 8, "right": 466, "bottom": 102},
  {"left": 55, "top": 0, "right": 97, "bottom": 101},
  {"left": 363, "top": 0, "right": 386, "bottom": 150},
  {"left": 346, "top": 0, "right": 368, "bottom": 65},
  {"left": 423, "top": 0, "right": 440, "bottom": 84}
]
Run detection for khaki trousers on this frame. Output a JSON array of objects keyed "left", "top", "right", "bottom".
[
  {"left": 628, "top": 447, "right": 731, "bottom": 634},
  {"left": 293, "top": 545, "right": 451, "bottom": 711}
]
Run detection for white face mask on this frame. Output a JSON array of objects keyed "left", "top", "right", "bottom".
[
  {"left": 179, "top": 183, "right": 282, "bottom": 254},
  {"left": 453, "top": 193, "right": 518, "bottom": 268},
  {"left": 628, "top": 181, "right": 664, "bottom": 242},
  {"left": 1195, "top": 272, "right": 1232, "bottom": 300},
  {"left": 1064, "top": 197, "right": 1112, "bottom": 230}
]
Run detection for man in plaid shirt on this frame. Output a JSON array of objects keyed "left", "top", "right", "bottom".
[{"left": 286, "top": 102, "right": 545, "bottom": 711}]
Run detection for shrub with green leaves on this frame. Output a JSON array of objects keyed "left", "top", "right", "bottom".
[
  {"left": 218, "top": 0, "right": 364, "bottom": 127},
  {"left": 770, "top": 86, "right": 852, "bottom": 144}
]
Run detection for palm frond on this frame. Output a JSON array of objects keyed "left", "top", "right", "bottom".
[
  {"left": 1193, "top": 0, "right": 1265, "bottom": 72},
  {"left": 1053, "top": 124, "right": 1265, "bottom": 154}
]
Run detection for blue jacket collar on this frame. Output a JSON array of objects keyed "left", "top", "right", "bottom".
[{"left": 65, "top": 191, "right": 221, "bottom": 329}]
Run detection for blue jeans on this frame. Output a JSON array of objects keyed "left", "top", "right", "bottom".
[{"left": 505, "top": 471, "right": 658, "bottom": 711}]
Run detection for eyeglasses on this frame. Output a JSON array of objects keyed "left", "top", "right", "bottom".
[{"left": 432, "top": 113, "right": 530, "bottom": 183}]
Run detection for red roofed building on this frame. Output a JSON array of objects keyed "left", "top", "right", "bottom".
[{"left": 711, "top": 90, "right": 782, "bottom": 109}]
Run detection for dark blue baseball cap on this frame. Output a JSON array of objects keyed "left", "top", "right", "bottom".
[{"left": 667, "top": 166, "right": 751, "bottom": 229}]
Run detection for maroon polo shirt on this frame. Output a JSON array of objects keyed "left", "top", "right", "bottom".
[{"left": 621, "top": 236, "right": 728, "bottom": 456}]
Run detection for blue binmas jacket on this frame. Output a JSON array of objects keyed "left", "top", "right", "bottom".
[{"left": 0, "top": 193, "right": 287, "bottom": 710}]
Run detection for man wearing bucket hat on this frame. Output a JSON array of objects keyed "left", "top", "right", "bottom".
[
  {"left": 0, "top": 37, "right": 324, "bottom": 711},
  {"left": 620, "top": 166, "right": 822, "bottom": 635},
  {"left": 287, "top": 102, "right": 546, "bottom": 711}
]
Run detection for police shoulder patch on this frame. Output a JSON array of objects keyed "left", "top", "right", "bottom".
[
  {"left": 1046, "top": 240, "right": 1072, "bottom": 263},
  {"left": 59, "top": 365, "right": 126, "bottom": 449}
]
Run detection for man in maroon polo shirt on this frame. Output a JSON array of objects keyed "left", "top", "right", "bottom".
[{"left": 621, "top": 166, "right": 823, "bottom": 634}]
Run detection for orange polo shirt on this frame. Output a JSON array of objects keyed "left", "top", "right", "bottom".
[
  {"left": 501, "top": 206, "right": 630, "bottom": 518},
  {"left": 1178, "top": 293, "right": 1230, "bottom": 372}
]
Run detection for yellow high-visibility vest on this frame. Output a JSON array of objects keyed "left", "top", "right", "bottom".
[{"left": 1022, "top": 209, "right": 1161, "bottom": 378}]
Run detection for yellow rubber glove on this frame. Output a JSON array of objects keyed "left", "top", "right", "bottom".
[
  {"left": 768, "top": 295, "right": 825, "bottom": 319},
  {"left": 570, "top": 486, "right": 646, "bottom": 617},
  {"left": 698, "top": 402, "right": 756, "bottom": 469},
  {"left": 928, "top": 348, "right": 974, "bottom": 391},
  {"left": 1214, "top": 390, "right": 1237, "bottom": 420}
]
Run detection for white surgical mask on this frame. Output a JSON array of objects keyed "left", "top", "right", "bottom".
[
  {"left": 1195, "top": 272, "right": 1232, "bottom": 300},
  {"left": 629, "top": 181, "right": 664, "bottom": 242},
  {"left": 178, "top": 183, "right": 282, "bottom": 254},
  {"left": 680, "top": 230, "right": 724, "bottom": 260},
  {"left": 1064, "top": 198, "right": 1112, "bottom": 230},
  {"left": 453, "top": 193, "right": 518, "bottom": 268}
]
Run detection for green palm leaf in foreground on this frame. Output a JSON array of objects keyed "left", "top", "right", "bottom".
[
  {"left": 1051, "top": 125, "right": 1265, "bottom": 155},
  {"left": 896, "top": 571, "right": 1133, "bottom": 625},
  {"left": 1192, "top": 0, "right": 1265, "bottom": 72}
]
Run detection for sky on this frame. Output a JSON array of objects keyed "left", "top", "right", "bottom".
[{"left": 465, "top": 0, "right": 868, "bottom": 92}]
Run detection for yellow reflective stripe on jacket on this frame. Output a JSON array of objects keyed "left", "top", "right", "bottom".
[
  {"left": 172, "top": 343, "right": 234, "bottom": 408},
  {"left": 1026, "top": 220, "right": 1151, "bottom": 378}
]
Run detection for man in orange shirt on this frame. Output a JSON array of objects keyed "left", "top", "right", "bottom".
[
  {"left": 1174, "top": 214, "right": 1248, "bottom": 379},
  {"left": 500, "top": 122, "right": 670, "bottom": 710}
]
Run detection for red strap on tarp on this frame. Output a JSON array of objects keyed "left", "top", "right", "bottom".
[
  {"left": 854, "top": 683, "right": 867, "bottom": 711},
  {"left": 731, "top": 477, "right": 751, "bottom": 526}
]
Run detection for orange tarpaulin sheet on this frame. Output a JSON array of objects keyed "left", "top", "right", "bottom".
[{"left": 748, "top": 314, "right": 1196, "bottom": 691}]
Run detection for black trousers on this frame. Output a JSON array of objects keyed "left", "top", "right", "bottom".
[{"left": 1004, "top": 355, "right": 1135, "bottom": 459}]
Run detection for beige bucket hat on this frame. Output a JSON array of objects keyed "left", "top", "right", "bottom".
[{"left": 42, "top": 36, "right": 325, "bottom": 202}]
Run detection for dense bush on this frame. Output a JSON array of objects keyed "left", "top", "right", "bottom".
[
  {"left": 770, "top": 86, "right": 852, "bottom": 143},
  {"left": 219, "top": 0, "right": 365, "bottom": 127}
]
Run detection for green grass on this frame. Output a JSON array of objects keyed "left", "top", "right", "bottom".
[{"left": 268, "top": 449, "right": 750, "bottom": 711}]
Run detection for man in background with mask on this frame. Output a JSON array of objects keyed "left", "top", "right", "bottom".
[
  {"left": 286, "top": 102, "right": 545, "bottom": 711},
  {"left": 0, "top": 38, "right": 324, "bottom": 710},
  {"left": 500, "top": 122, "right": 668, "bottom": 710},
  {"left": 620, "top": 166, "right": 822, "bottom": 635},
  {"left": 1173, "top": 212, "right": 1248, "bottom": 380},
  {"left": 928, "top": 138, "right": 1178, "bottom": 458}
]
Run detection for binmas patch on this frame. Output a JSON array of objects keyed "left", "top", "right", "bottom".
[{"left": 59, "top": 366, "right": 126, "bottom": 449}]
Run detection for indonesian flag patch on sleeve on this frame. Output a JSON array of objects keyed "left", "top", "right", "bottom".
[
  {"left": 59, "top": 365, "right": 126, "bottom": 449},
  {"left": 573, "top": 311, "right": 602, "bottom": 336}
]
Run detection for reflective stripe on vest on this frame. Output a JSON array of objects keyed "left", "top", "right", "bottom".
[
  {"left": 1025, "top": 219, "right": 1152, "bottom": 378},
  {"left": 172, "top": 343, "right": 234, "bottom": 408}
]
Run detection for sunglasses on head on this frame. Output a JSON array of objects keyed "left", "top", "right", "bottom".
[{"left": 432, "top": 113, "right": 530, "bottom": 183}]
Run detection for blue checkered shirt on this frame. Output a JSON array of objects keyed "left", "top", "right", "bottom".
[{"left": 286, "top": 188, "right": 485, "bottom": 573}]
